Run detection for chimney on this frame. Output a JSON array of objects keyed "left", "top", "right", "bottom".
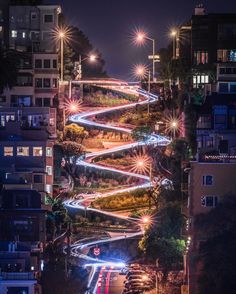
[{"left": 195, "top": 4, "right": 205, "bottom": 15}]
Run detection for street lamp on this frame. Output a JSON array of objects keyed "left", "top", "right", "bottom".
[
  {"left": 170, "top": 29, "right": 177, "bottom": 59},
  {"left": 164, "top": 113, "right": 180, "bottom": 138},
  {"left": 135, "top": 30, "right": 156, "bottom": 82},
  {"left": 130, "top": 153, "right": 152, "bottom": 175},
  {"left": 74, "top": 54, "right": 97, "bottom": 80},
  {"left": 63, "top": 98, "right": 83, "bottom": 128},
  {"left": 133, "top": 64, "right": 151, "bottom": 114}
]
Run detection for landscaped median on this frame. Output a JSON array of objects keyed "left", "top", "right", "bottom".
[{"left": 90, "top": 189, "right": 152, "bottom": 211}]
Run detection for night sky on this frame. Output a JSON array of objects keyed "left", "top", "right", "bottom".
[{"left": 48, "top": 0, "right": 236, "bottom": 80}]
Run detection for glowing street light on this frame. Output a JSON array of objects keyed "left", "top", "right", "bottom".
[
  {"left": 130, "top": 152, "right": 152, "bottom": 175},
  {"left": 134, "top": 64, "right": 148, "bottom": 79},
  {"left": 135, "top": 30, "right": 156, "bottom": 81},
  {"left": 141, "top": 215, "right": 152, "bottom": 225},
  {"left": 74, "top": 54, "right": 97, "bottom": 80},
  {"left": 164, "top": 113, "right": 181, "bottom": 138},
  {"left": 63, "top": 98, "right": 83, "bottom": 128},
  {"left": 142, "top": 274, "right": 149, "bottom": 281}
]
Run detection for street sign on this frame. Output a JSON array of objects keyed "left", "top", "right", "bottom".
[
  {"left": 148, "top": 55, "right": 160, "bottom": 60},
  {"left": 93, "top": 247, "right": 100, "bottom": 256}
]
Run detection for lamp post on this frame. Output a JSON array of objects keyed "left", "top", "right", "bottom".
[
  {"left": 170, "top": 30, "right": 177, "bottom": 59},
  {"left": 134, "top": 64, "right": 151, "bottom": 114},
  {"left": 74, "top": 54, "right": 97, "bottom": 80},
  {"left": 136, "top": 32, "right": 156, "bottom": 82},
  {"left": 74, "top": 54, "right": 97, "bottom": 100},
  {"left": 58, "top": 31, "right": 66, "bottom": 81}
]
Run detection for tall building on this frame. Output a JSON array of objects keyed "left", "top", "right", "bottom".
[
  {"left": 0, "top": 3, "right": 61, "bottom": 293},
  {"left": 8, "top": 4, "right": 61, "bottom": 52},
  {"left": 177, "top": 5, "right": 236, "bottom": 89}
]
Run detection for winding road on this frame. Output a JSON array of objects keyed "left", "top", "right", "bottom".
[{"left": 63, "top": 84, "right": 171, "bottom": 293}]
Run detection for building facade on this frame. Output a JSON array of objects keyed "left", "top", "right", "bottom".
[{"left": 187, "top": 158, "right": 236, "bottom": 294}]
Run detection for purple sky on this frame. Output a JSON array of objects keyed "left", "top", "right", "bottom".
[{"left": 48, "top": 0, "right": 236, "bottom": 80}]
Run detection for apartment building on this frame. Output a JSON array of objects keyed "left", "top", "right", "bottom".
[
  {"left": 0, "top": 107, "right": 56, "bottom": 196},
  {"left": 177, "top": 5, "right": 236, "bottom": 89},
  {"left": 8, "top": 4, "right": 61, "bottom": 52},
  {"left": 186, "top": 157, "right": 236, "bottom": 293}
]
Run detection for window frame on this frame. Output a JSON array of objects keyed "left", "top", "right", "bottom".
[
  {"left": 202, "top": 175, "right": 213, "bottom": 186},
  {"left": 44, "top": 14, "right": 53, "bottom": 23},
  {"left": 33, "top": 147, "right": 43, "bottom": 157},
  {"left": 46, "top": 166, "right": 52, "bottom": 175},
  {"left": 17, "top": 146, "right": 29, "bottom": 156},
  {"left": 4, "top": 146, "right": 14, "bottom": 156}
]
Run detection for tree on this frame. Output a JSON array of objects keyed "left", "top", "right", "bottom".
[
  {"left": 139, "top": 203, "right": 185, "bottom": 273},
  {"left": 58, "top": 44, "right": 75, "bottom": 81},
  {"left": 0, "top": 49, "right": 18, "bottom": 93},
  {"left": 131, "top": 126, "right": 152, "bottom": 142},
  {"left": 59, "top": 141, "right": 85, "bottom": 177},
  {"left": 64, "top": 124, "right": 88, "bottom": 144},
  {"left": 195, "top": 195, "right": 236, "bottom": 294}
]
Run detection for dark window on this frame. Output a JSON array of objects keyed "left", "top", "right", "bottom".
[
  {"left": 53, "top": 59, "right": 57, "bottom": 68},
  {"left": 203, "top": 175, "right": 213, "bottom": 186},
  {"left": 44, "top": 59, "right": 50, "bottom": 68},
  {"left": 35, "top": 78, "right": 42, "bottom": 88},
  {"left": 15, "top": 195, "right": 28, "bottom": 208},
  {"left": 33, "top": 174, "right": 43, "bottom": 183},
  {"left": 7, "top": 287, "right": 29, "bottom": 294},
  {"left": 35, "top": 98, "right": 43, "bottom": 106},
  {"left": 44, "top": 14, "right": 53, "bottom": 23},
  {"left": 219, "top": 68, "right": 226, "bottom": 74},
  {"left": 43, "top": 78, "right": 50, "bottom": 88},
  {"left": 215, "top": 114, "right": 227, "bottom": 124},
  {"left": 44, "top": 98, "right": 50, "bottom": 106},
  {"left": 31, "top": 12, "right": 37, "bottom": 20},
  {"left": 201, "top": 196, "right": 218, "bottom": 207},
  {"left": 0, "top": 96, "right": 6, "bottom": 103},
  {"left": 230, "top": 84, "right": 236, "bottom": 93},
  {"left": 219, "top": 83, "right": 228, "bottom": 93},
  {"left": 35, "top": 59, "right": 42, "bottom": 68}
]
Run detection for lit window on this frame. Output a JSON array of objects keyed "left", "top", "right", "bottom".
[
  {"left": 194, "top": 51, "right": 208, "bottom": 65},
  {"left": 11, "top": 30, "right": 17, "bottom": 38},
  {"left": 22, "top": 32, "right": 26, "bottom": 38},
  {"left": 17, "top": 146, "right": 29, "bottom": 156},
  {"left": 46, "top": 166, "right": 52, "bottom": 175},
  {"left": 4, "top": 147, "right": 13, "bottom": 156},
  {"left": 49, "top": 118, "right": 54, "bottom": 126},
  {"left": 33, "top": 147, "right": 42, "bottom": 156},
  {"left": 0, "top": 26, "right": 3, "bottom": 32},
  {"left": 52, "top": 78, "right": 58, "bottom": 88},
  {"left": 201, "top": 196, "right": 218, "bottom": 207},
  {"left": 46, "top": 147, "right": 52, "bottom": 157},
  {"left": 46, "top": 184, "right": 52, "bottom": 193},
  {"left": 202, "top": 175, "right": 213, "bottom": 186}
]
